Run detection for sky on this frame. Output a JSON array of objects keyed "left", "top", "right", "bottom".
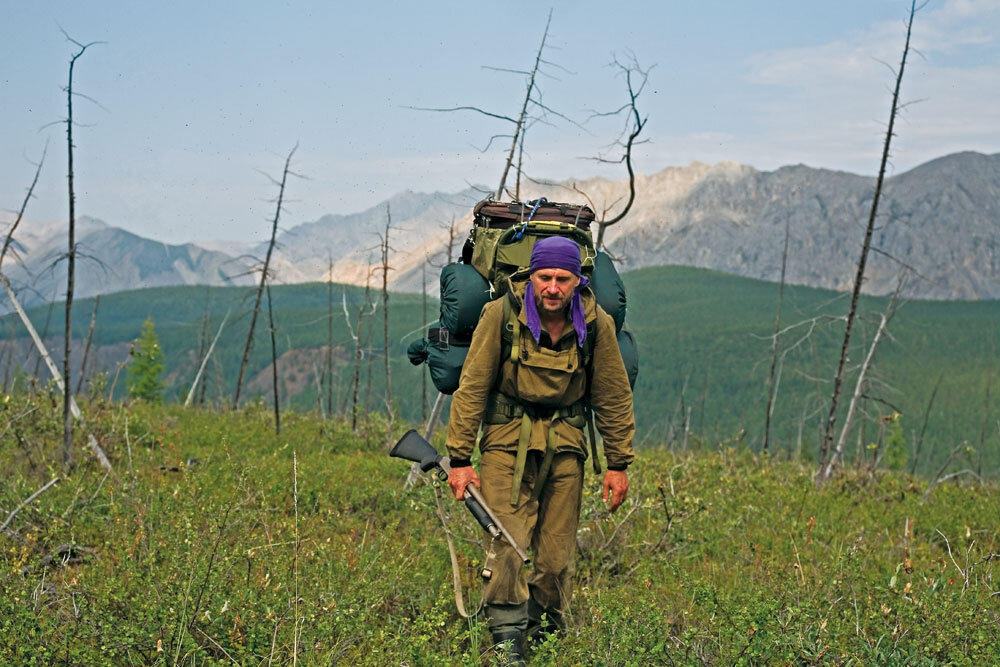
[{"left": 2, "top": 0, "right": 998, "bottom": 246}]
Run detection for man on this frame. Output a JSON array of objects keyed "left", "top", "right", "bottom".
[{"left": 446, "top": 235, "right": 636, "bottom": 663}]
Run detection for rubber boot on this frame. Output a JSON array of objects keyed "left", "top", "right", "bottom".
[
  {"left": 526, "top": 596, "right": 561, "bottom": 648},
  {"left": 492, "top": 630, "right": 527, "bottom": 666}
]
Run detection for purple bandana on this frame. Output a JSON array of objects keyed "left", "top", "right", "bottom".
[{"left": 524, "top": 236, "right": 589, "bottom": 347}]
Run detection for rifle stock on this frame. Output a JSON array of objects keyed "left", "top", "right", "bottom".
[{"left": 391, "top": 430, "right": 530, "bottom": 564}]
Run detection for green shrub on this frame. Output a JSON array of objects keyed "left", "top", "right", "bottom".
[{"left": 1, "top": 399, "right": 998, "bottom": 664}]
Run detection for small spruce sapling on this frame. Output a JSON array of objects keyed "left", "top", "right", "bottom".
[{"left": 127, "top": 317, "right": 165, "bottom": 403}]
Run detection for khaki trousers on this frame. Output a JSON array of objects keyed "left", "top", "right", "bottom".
[{"left": 479, "top": 449, "right": 584, "bottom": 632}]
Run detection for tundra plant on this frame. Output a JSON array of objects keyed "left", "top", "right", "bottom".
[{"left": 126, "top": 317, "right": 165, "bottom": 402}]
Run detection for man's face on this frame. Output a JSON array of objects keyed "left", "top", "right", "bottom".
[{"left": 530, "top": 267, "right": 580, "bottom": 315}]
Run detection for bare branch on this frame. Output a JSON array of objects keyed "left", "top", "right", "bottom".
[
  {"left": 495, "top": 9, "right": 552, "bottom": 199},
  {"left": 481, "top": 65, "right": 531, "bottom": 76},
  {"left": 475, "top": 133, "right": 514, "bottom": 154},
  {"left": 234, "top": 144, "right": 298, "bottom": 408},
  {"left": 1, "top": 141, "right": 48, "bottom": 273},
  {"left": 405, "top": 105, "right": 516, "bottom": 124}
]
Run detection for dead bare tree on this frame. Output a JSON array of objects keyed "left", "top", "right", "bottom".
[
  {"left": 587, "top": 55, "right": 650, "bottom": 251},
  {"left": 325, "top": 255, "right": 335, "bottom": 418},
  {"left": 75, "top": 295, "right": 100, "bottom": 394},
  {"left": 61, "top": 32, "right": 102, "bottom": 470},
  {"left": 233, "top": 144, "right": 298, "bottom": 409},
  {"left": 518, "top": 54, "right": 649, "bottom": 253},
  {"left": 977, "top": 374, "right": 993, "bottom": 479},
  {"left": 266, "top": 280, "right": 280, "bottom": 434},
  {"left": 344, "top": 268, "right": 377, "bottom": 431},
  {"left": 349, "top": 297, "right": 364, "bottom": 429},
  {"left": 0, "top": 109, "right": 113, "bottom": 475},
  {"left": 823, "top": 273, "right": 907, "bottom": 478},
  {"left": 817, "top": 1, "right": 918, "bottom": 483},
  {"left": 763, "top": 217, "right": 792, "bottom": 453},
  {"left": 185, "top": 311, "right": 230, "bottom": 407},
  {"left": 421, "top": 261, "right": 428, "bottom": 423},
  {"left": 196, "top": 302, "right": 213, "bottom": 407},
  {"left": 363, "top": 270, "right": 376, "bottom": 415},
  {"left": 515, "top": 123, "right": 528, "bottom": 200},
  {"left": 0, "top": 272, "right": 114, "bottom": 475},
  {"left": 408, "top": 10, "right": 576, "bottom": 202},
  {"left": 379, "top": 205, "right": 395, "bottom": 435},
  {"left": 910, "top": 373, "right": 943, "bottom": 475}
]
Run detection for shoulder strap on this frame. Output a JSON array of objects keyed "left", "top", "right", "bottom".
[
  {"left": 501, "top": 292, "right": 520, "bottom": 365},
  {"left": 501, "top": 291, "right": 597, "bottom": 370}
]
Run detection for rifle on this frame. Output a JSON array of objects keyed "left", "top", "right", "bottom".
[{"left": 390, "top": 430, "right": 530, "bottom": 566}]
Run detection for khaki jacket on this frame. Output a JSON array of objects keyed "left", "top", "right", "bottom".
[{"left": 446, "top": 283, "right": 636, "bottom": 470}]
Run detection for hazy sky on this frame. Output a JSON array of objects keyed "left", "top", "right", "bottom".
[{"left": 2, "top": 1, "right": 998, "bottom": 245}]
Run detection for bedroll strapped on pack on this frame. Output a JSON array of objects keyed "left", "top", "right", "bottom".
[{"left": 406, "top": 263, "right": 491, "bottom": 394}]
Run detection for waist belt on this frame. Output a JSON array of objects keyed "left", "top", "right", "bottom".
[{"left": 484, "top": 392, "right": 600, "bottom": 506}]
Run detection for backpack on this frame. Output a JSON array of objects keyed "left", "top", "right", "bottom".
[{"left": 407, "top": 197, "right": 638, "bottom": 394}]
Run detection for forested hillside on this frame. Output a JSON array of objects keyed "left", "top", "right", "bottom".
[{"left": 3, "top": 265, "right": 996, "bottom": 475}]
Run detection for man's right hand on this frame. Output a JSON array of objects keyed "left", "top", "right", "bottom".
[{"left": 449, "top": 466, "right": 481, "bottom": 500}]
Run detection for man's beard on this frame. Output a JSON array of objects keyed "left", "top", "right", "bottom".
[{"left": 534, "top": 289, "right": 570, "bottom": 314}]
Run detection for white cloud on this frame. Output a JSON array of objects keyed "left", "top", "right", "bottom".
[{"left": 736, "top": 0, "right": 1000, "bottom": 174}]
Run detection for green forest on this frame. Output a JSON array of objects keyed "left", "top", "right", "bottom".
[{"left": 3, "top": 264, "right": 997, "bottom": 476}]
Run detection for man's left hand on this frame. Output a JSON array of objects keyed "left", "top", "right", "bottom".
[{"left": 602, "top": 470, "right": 629, "bottom": 512}]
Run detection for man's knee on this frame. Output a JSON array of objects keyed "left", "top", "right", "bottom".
[{"left": 486, "top": 602, "right": 528, "bottom": 634}]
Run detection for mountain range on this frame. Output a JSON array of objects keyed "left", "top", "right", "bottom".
[{"left": 4, "top": 151, "right": 998, "bottom": 306}]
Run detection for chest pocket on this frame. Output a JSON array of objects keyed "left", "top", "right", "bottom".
[{"left": 515, "top": 337, "right": 580, "bottom": 406}]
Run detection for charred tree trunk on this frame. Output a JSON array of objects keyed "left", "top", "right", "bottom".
[
  {"left": 350, "top": 303, "right": 364, "bottom": 431},
  {"left": 233, "top": 145, "right": 297, "bottom": 408},
  {"left": 63, "top": 38, "right": 97, "bottom": 470},
  {"left": 817, "top": 1, "right": 917, "bottom": 483},
  {"left": 326, "top": 257, "right": 334, "bottom": 418},
  {"left": 515, "top": 124, "right": 527, "bottom": 201},
  {"left": 763, "top": 217, "right": 791, "bottom": 453},
  {"left": 75, "top": 295, "right": 100, "bottom": 395},
  {"left": 909, "top": 374, "right": 942, "bottom": 475},
  {"left": 381, "top": 205, "right": 394, "bottom": 434},
  {"left": 421, "top": 261, "right": 428, "bottom": 423},
  {"left": 266, "top": 280, "right": 280, "bottom": 435},
  {"left": 364, "top": 290, "right": 375, "bottom": 414}
]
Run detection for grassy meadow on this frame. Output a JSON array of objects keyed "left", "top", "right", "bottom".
[{"left": 2, "top": 395, "right": 998, "bottom": 665}]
